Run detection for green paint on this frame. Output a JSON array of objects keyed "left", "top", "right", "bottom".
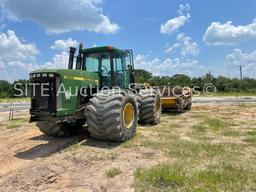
[{"left": 31, "top": 68, "right": 99, "bottom": 117}]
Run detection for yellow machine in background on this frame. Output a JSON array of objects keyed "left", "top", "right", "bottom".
[
  {"left": 135, "top": 84, "right": 192, "bottom": 112},
  {"left": 160, "top": 87, "right": 192, "bottom": 112}
]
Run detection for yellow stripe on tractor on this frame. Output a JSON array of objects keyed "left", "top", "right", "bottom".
[{"left": 63, "top": 76, "right": 99, "bottom": 84}]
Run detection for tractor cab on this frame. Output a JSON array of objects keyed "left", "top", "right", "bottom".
[{"left": 69, "top": 44, "right": 135, "bottom": 89}]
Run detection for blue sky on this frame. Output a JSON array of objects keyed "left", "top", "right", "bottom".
[{"left": 0, "top": 0, "right": 256, "bottom": 81}]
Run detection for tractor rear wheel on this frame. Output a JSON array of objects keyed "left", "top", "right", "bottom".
[
  {"left": 37, "top": 120, "right": 84, "bottom": 137},
  {"left": 138, "top": 89, "right": 162, "bottom": 125},
  {"left": 87, "top": 90, "right": 138, "bottom": 142},
  {"left": 184, "top": 101, "right": 192, "bottom": 111}
]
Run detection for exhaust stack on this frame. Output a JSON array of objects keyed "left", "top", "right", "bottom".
[
  {"left": 68, "top": 47, "right": 76, "bottom": 69},
  {"left": 76, "top": 43, "right": 83, "bottom": 70}
]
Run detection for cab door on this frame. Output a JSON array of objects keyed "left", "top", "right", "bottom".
[{"left": 113, "top": 50, "right": 134, "bottom": 89}]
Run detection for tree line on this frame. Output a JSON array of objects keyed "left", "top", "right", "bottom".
[
  {"left": 0, "top": 79, "right": 29, "bottom": 98},
  {"left": 134, "top": 69, "right": 256, "bottom": 93},
  {"left": 0, "top": 70, "right": 255, "bottom": 98}
]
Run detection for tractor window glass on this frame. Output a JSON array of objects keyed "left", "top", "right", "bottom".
[
  {"left": 125, "top": 54, "right": 131, "bottom": 67},
  {"left": 84, "top": 53, "right": 100, "bottom": 72},
  {"left": 84, "top": 52, "right": 111, "bottom": 87},
  {"left": 113, "top": 54, "right": 127, "bottom": 88},
  {"left": 100, "top": 53, "right": 111, "bottom": 87},
  {"left": 85, "top": 57, "right": 98, "bottom": 72}
]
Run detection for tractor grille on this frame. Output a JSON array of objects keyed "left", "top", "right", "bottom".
[{"left": 30, "top": 73, "right": 59, "bottom": 113}]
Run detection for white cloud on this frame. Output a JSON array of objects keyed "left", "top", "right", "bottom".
[
  {"left": 0, "top": 30, "right": 39, "bottom": 81},
  {"left": 1, "top": 0, "right": 120, "bottom": 34},
  {"left": 165, "top": 33, "right": 199, "bottom": 56},
  {"left": 203, "top": 19, "right": 256, "bottom": 45},
  {"left": 177, "top": 3, "right": 190, "bottom": 16},
  {"left": 0, "top": 61, "right": 4, "bottom": 70},
  {"left": 226, "top": 49, "right": 256, "bottom": 77},
  {"left": 160, "top": 14, "right": 190, "bottom": 34},
  {"left": 0, "top": 30, "right": 38, "bottom": 62},
  {"left": 160, "top": 4, "right": 190, "bottom": 34},
  {"left": 135, "top": 54, "right": 205, "bottom": 77},
  {"left": 165, "top": 43, "right": 180, "bottom": 54},
  {"left": 0, "top": 30, "right": 72, "bottom": 81},
  {"left": 51, "top": 38, "right": 78, "bottom": 51},
  {"left": 43, "top": 51, "right": 69, "bottom": 69}
]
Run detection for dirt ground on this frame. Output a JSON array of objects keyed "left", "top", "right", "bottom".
[
  {"left": 0, "top": 111, "right": 167, "bottom": 192},
  {"left": 0, "top": 103, "right": 256, "bottom": 192}
]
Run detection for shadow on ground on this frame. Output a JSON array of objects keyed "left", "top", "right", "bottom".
[
  {"left": 162, "top": 110, "right": 188, "bottom": 116},
  {"left": 15, "top": 129, "right": 121, "bottom": 160}
]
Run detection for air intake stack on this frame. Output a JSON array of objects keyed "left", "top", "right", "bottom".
[
  {"left": 76, "top": 43, "right": 83, "bottom": 70},
  {"left": 68, "top": 47, "right": 76, "bottom": 69}
]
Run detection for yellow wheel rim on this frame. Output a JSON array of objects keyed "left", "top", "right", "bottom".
[{"left": 123, "top": 103, "right": 135, "bottom": 129}]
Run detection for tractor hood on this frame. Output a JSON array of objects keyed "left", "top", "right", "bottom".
[{"left": 30, "top": 69, "right": 99, "bottom": 86}]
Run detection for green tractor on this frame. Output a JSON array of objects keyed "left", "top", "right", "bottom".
[{"left": 29, "top": 44, "right": 161, "bottom": 142}]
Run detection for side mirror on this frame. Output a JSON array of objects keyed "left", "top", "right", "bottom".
[{"left": 127, "top": 65, "right": 132, "bottom": 69}]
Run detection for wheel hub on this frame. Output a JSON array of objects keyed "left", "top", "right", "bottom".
[{"left": 123, "top": 103, "right": 135, "bottom": 129}]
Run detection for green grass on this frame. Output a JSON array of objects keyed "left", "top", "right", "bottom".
[
  {"left": 223, "top": 130, "right": 241, "bottom": 137},
  {"left": 121, "top": 131, "right": 143, "bottom": 148},
  {"left": 135, "top": 164, "right": 185, "bottom": 191},
  {"left": 2, "top": 117, "right": 29, "bottom": 129},
  {"left": 242, "top": 131, "right": 256, "bottom": 146},
  {"left": 66, "top": 143, "right": 80, "bottom": 151},
  {"left": 105, "top": 168, "right": 122, "bottom": 178},
  {"left": 6, "top": 118, "right": 29, "bottom": 129},
  {"left": 143, "top": 139, "right": 241, "bottom": 161},
  {"left": 203, "top": 117, "right": 227, "bottom": 131},
  {"left": 244, "top": 136, "right": 256, "bottom": 145},
  {"left": 192, "top": 124, "right": 207, "bottom": 132},
  {"left": 0, "top": 97, "right": 30, "bottom": 103},
  {"left": 134, "top": 104, "right": 256, "bottom": 192},
  {"left": 192, "top": 117, "right": 230, "bottom": 132},
  {"left": 246, "top": 131, "right": 256, "bottom": 136},
  {"left": 135, "top": 163, "right": 256, "bottom": 192}
]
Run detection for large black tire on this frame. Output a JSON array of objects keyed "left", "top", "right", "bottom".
[
  {"left": 184, "top": 101, "right": 192, "bottom": 111},
  {"left": 37, "top": 120, "right": 85, "bottom": 137},
  {"left": 87, "top": 90, "right": 138, "bottom": 142},
  {"left": 138, "top": 89, "right": 162, "bottom": 125}
]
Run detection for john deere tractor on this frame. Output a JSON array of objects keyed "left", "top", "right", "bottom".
[{"left": 29, "top": 44, "right": 161, "bottom": 142}]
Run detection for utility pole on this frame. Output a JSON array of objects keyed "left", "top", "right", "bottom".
[{"left": 237, "top": 65, "right": 244, "bottom": 80}]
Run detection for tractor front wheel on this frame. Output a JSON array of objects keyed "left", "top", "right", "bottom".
[{"left": 87, "top": 90, "right": 138, "bottom": 142}]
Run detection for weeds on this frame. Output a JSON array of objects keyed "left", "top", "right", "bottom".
[{"left": 105, "top": 168, "right": 122, "bottom": 178}]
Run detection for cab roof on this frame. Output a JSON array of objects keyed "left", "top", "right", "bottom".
[{"left": 82, "top": 46, "right": 126, "bottom": 54}]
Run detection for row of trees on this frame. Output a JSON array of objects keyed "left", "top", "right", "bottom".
[
  {"left": 0, "top": 70, "right": 255, "bottom": 98},
  {"left": 134, "top": 69, "right": 256, "bottom": 93},
  {"left": 0, "top": 79, "right": 29, "bottom": 98}
]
